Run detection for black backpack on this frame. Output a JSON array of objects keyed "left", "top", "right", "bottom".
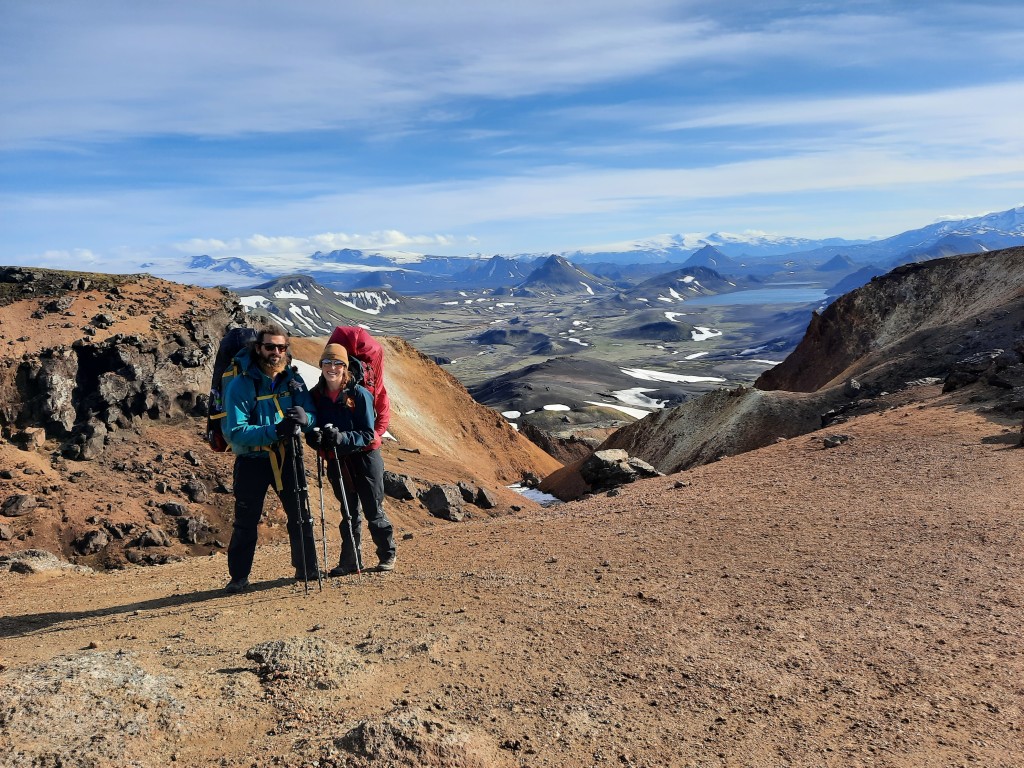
[{"left": 205, "top": 327, "right": 257, "bottom": 452}]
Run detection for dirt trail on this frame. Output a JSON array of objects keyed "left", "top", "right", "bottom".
[{"left": 2, "top": 388, "right": 1022, "bottom": 767}]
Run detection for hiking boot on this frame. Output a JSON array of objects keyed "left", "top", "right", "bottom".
[
  {"left": 376, "top": 554, "right": 397, "bottom": 572},
  {"left": 328, "top": 563, "right": 359, "bottom": 577},
  {"left": 294, "top": 567, "right": 320, "bottom": 581},
  {"left": 225, "top": 578, "right": 249, "bottom": 594}
]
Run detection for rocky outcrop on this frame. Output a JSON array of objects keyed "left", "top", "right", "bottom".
[
  {"left": 1, "top": 270, "right": 240, "bottom": 460},
  {"left": 601, "top": 386, "right": 833, "bottom": 475},
  {"left": 579, "top": 449, "right": 662, "bottom": 491},
  {"left": 943, "top": 343, "right": 1024, "bottom": 396}
]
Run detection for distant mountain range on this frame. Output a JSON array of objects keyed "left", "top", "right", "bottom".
[{"left": 174, "top": 205, "right": 1024, "bottom": 294}]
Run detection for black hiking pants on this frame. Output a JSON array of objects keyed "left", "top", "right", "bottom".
[
  {"left": 326, "top": 448, "right": 395, "bottom": 571},
  {"left": 228, "top": 450, "right": 317, "bottom": 581}
]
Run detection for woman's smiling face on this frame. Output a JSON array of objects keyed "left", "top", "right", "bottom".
[{"left": 320, "top": 358, "right": 347, "bottom": 389}]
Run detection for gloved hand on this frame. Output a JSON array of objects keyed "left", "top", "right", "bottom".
[
  {"left": 275, "top": 405, "right": 308, "bottom": 440},
  {"left": 284, "top": 406, "right": 308, "bottom": 428},
  {"left": 275, "top": 417, "right": 300, "bottom": 440},
  {"left": 305, "top": 428, "right": 323, "bottom": 449},
  {"left": 321, "top": 424, "right": 342, "bottom": 447}
]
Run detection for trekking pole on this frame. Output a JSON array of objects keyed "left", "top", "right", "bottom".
[
  {"left": 326, "top": 425, "right": 362, "bottom": 574},
  {"left": 313, "top": 432, "right": 329, "bottom": 572},
  {"left": 290, "top": 431, "right": 322, "bottom": 593}
]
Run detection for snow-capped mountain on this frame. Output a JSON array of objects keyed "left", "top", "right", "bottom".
[
  {"left": 237, "top": 274, "right": 412, "bottom": 336},
  {"left": 795, "top": 206, "right": 1024, "bottom": 264},
  {"left": 187, "top": 255, "right": 271, "bottom": 279}
]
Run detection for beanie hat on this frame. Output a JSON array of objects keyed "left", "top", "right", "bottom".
[{"left": 321, "top": 343, "right": 349, "bottom": 365}]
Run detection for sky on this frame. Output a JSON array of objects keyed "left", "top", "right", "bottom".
[{"left": 2, "top": 0, "right": 1024, "bottom": 273}]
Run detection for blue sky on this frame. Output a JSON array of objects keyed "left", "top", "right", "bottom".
[{"left": 2, "top": 0, "right": 1024, "bottom": 272}]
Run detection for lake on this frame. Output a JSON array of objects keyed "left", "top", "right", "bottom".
[{"left": 684, "top": 285, "right": 829, "bottom": 307}]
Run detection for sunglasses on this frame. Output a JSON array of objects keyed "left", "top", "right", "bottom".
[
  {"left": 320, "top": 359, "right": 347, "bottom": 368},
  {"left": 261, "top": 343, "right": 288, "bottom": 352}
]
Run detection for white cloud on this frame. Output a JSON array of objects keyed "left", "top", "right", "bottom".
[
  {"left": 4, "top": 2, "right": 1024, "bottom": 262},
  {"left": 0, "top": 1, "right": 715, "bottom": 146}
]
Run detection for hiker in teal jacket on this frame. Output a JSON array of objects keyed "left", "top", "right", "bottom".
[{"left": 222, "top": 324, "right": 319, "bottom": 593}]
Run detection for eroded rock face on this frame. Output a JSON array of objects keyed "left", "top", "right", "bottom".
[
  {"left": 943, "top": 346, "right": 1024, "bottom": 393},
  {"left": 3, "top": 285, "right": 238, "bottom": 461}
]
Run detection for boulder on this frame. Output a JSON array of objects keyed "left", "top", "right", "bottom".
[
  {"left": 823, "top": 434, "right": 852, "bottom": 449},
  {"left": 383, "top": 471, "right": 417, "bottom": 501},
  {"left": 12, "top": 427, "right": 46, "bottom": 451},
  {"left": 73, "top": 528, "right": 110, "bottom": 555},
  {"left": 474, "top": 486, "right": 497, "bottom": 509},
  {"left": 134, "top": 526, "right": 171, "bottom": 548},
  {"left": 43, "top": 295, "right": 74, "bottom": 313},
  {"left": 181, "top": 478, "right": 208, "bottom": 503},
  {"left": 943, "top": 350, "right": 1004, "bottom": 392},
  {"left": 0, "top": 549, "right": 93, "bottom": 574},
  {"left": 245, "top": 636, "right": 359, "bottom": 689},
  {"left": 177, "top": 515, "right": 212, "bottom": 545},
  {"left": 159, "top": 501, "right": 188, "bottom": 517},
  {"left": 419, "top": 484, "right": 466, "bottom": 522},
  {"left": 456, "top": 481, "right": 477, "bottom": 503},
  {"left": 1, "top": 494, "right": 37, "bottom": 517},
  {"left": 579, "top": 449, "right": 662, "bottom": 491}
]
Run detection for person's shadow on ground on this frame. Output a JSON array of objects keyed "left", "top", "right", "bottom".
[{"left": 0, "top": 577, "right": 300, "bottom": 639}]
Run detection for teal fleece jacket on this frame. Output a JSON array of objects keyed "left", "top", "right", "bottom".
[{"left": 223, "top": 356, "right": 317, "bottom": 455}]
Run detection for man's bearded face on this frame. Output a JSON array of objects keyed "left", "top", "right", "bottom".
[{"left": 256, "top": 335, "right": 289, "bottom": 376}]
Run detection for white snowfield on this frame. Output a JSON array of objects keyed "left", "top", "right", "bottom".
[
  {"left": 664, "top": 311, "right": 686, "bottom": 322},
  {"left": 274, "top": 289, "right": 309, "bottom": 300},
  {"left": 691, "top": 326, "right": 723, "bottom": 341},
  {"left": 507, "top": 483, "right": 561, "bottom": 506},
  {"left": 292, "top": 359, "right": 321, "bottom": 390},
  {"left": 239, "top": 296, "right": 270, "bottom": 309},
  {"left": 584, "top": 401, "right": 653, "bottom": 419},
  {"left": 333, "top": 290, "right": 400, "bottom": 315},
  {"left": 621, "top": 367, "right": 726, "bottom": 384},
  {"left": 684, "top": 351, "right": 709, "bottom": 360},
  {"left": 287, "top": 304, "right": 331, "bottom": 335}
]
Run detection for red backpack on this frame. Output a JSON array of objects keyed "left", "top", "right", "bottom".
[{"left": 328, "top": 326, "right": 390, "bottom": 450}]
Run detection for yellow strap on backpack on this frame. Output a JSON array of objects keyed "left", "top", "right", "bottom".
[{"left": 256, "top": 390, "right": 294, "bottom": 492}]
